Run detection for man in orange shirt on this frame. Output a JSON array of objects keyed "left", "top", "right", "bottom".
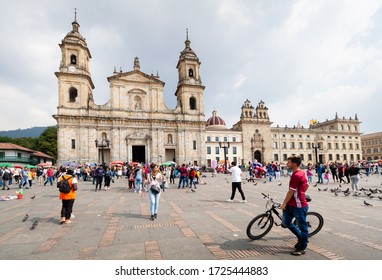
[{"left": 58, "top": 167, "right": 78, "bottom": 224}]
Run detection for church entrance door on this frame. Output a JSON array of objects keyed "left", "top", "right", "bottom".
[
  {"left": 165, "top": 149, "right": 176, "bottom": 162},
  {"left": 132, "top": 145, "right": 145, "bottom": 163},
  {"left": 254, "top": 150, "right": 262, "bottom": 164}
]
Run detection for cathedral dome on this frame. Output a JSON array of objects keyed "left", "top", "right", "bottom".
[{"left": 207, "top": 110, "right": 226, "bottom": 127}]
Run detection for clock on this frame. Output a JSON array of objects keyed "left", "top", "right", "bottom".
[{"left": 68, "top": 66, "right": 77, "bottom": 73}]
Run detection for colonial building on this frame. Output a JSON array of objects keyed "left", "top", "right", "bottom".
[
  {"left": 54, "top": 17, "right": 363, "bottom": 167},
  {"left": 0, "top": 143, "right": 54, "bottom": 166},
  {"left": 361, "top": 132, "right": 382, "bottom": 161},
  {"left": 54, "top": 17, "right": 206, "bottom": 166},
  {"left": 206, "top": 103, "right": 362, "bottom": 167}
]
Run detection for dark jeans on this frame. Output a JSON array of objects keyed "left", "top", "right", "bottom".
[
  {"left": 282, "top": 205, "right": 309, "bottom": 250},
  {"left": 331, "top": 172, "right": 338, "bottom": 182},
  {"left": 61, "top": 199, "right": 75, "bottom": 219},
  {"left": 104, "top": 176, "right": 111, "bottom": 187},
  {"left": 178, "top": 176, "right": 187, "bottom": 188},
  {"left": 95, "top": 176, "right": 103, "bottom": 190},
  {"left": 317, "top": 173, "right": 323, "bottom": 184},
  {"left": 230, "top": 182, "right": 245, "bottom": 200}
]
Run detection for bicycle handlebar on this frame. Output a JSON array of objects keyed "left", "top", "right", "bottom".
[{"left": 262, "top": 193, "right": 281, "bottom": 208}]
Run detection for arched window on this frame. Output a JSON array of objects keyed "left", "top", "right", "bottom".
[
  {"left": 70, "top": 54, "right": 77, "bottom": 65},
  {"left": 348, "top": 125, "right": 351, "bottom": 131},
  {"left": 101, "top": 132, "right": 107, "bottom": 140},
  {"left": 134, "top": 96, "right": 142, "bottom": 110},
  {"left": 374, "top": 148, "right": 379, "bottom": 153},
  {"left": 354, "top": 125, "right": 357, "bottom": 131},
  {"left": 367, "top": 149, "right": 371, "bottom": 154},
  {"left": 189, "top": 97, "right": 197, "bottom": 110},
  {"left": 69, "top": 87, "right": 78, "bottom": 102},
  {"left": 188, "top": 68, "right": 194, "bottom": 77},
  {"left": 341, "top": 125, "right": 344, "bottom": 130}
]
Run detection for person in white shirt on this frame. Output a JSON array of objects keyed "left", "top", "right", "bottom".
[{"left": 226, "top": 161, "right": 246, "bottom": 203}]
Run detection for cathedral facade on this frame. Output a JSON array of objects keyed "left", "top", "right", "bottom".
[{"left": 54, "top": 18, "right": 363, "bottom": 167}]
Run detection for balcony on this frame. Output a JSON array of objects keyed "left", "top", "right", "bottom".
[{"left": 0, "top": 156, "right": 36, "bottom": 165}]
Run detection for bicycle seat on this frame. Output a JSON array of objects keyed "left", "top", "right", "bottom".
[{"left": 306, "top": 195, "right": 312, "bottom": 202}]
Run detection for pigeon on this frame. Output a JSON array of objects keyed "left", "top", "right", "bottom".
[
  {"left": 378, "top": 196, "right": 382, "bottom": 200},
  {"left": 318, "top": 188, "right": 322, "bottom": 191},
  {"left": 364, "top": 200, "right": 372, "bottom": 206},
  {"left": 334, "top": 192, "right": 339, "bottom": 196},
  {"left": 30, "top": 220, "right": 39, "bottom": 230},
  {"left": 313, "top": 184, "right": 317, "bottom": 187},
  {"left": 365, "top": 192, "right": 372, "bottom": 197},
  {"left": 344, "top": 192, "right": 350, "bottom": 197},
  {"left": 263, "top": 181, "right": 267, "bottom": 184},
  {"left": 30, "top": 195, "right": 36, "bottom": 199},
  {"left": 191, "top": 189, "right": 196, "bottom": 193},
  {"left": 339, "top": 184, "right": 342, "bottom": 188},
  {"left": 22, "top": 214, "right": 29, "bottom": 222},
  {"left": 370, "top": 188, "right": 378, "bottom": 194},
  {"left": 278, "top": 183, "right": 282, "bottom": 186},
  {"left": 323, "top": 188, "right": 328, "bottom": 191},
  {"left": 253, "top": 182, "right": 257, "bottom": 186},
  {"left": 377, "top": 189, "right": 382, "bottom": 193},
  {"left": 353, "top": 192, "right": 360, "bottom": 197},
  {"left": 369, "top": 196, "right": 374, "bottom": 199}
]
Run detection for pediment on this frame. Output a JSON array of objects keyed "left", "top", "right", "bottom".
[{"left": 107, "top": 70, "right": 164, "bottom": 86}]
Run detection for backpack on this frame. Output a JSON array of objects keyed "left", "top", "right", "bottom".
[
  {"left": 57, "top": 176, "right": 72, "bottom": 193},
  {"left": 2, "top": 171, "right": 10, "bottom": 180}
]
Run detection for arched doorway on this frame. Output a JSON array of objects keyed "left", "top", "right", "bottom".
[{"left": 254, "top": 150, "right": 262, "bottom": 163}]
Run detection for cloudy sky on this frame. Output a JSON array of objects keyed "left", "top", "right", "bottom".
[{"left": 1, "top": 0, "right": 381, "bottom": 134}]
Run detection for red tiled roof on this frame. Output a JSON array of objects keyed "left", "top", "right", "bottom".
[
  {"left": 0, "top": 143, "right": 54, "bottom": 159},
  {"left": 0, "top": 143, "right": 35, "bottom": 152},
  {"left": 32, "top": 151, "right": 54, "bottom": 159}
]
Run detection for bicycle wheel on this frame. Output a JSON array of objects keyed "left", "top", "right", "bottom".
[
  {"left": 292, "top": 212, "right": 324, "bottom": 237},
  {"left": 246, "top": 213, "right": 274, "bottom": 240}
]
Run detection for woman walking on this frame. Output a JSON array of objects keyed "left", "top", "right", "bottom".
[{"left": 145, "top": 163, "right": 163, "bottom": 221}]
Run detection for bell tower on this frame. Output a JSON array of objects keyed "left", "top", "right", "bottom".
[
  {"left": 55, "top": 10, "right": 94, "bottom": 109},
  {"left": 175, "top": 30, "right": 205, "bottom": 115}
]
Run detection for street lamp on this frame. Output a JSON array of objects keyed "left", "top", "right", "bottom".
[
  {"left": 312, "top": 142, "right": 319, "bottom": 164},
  {"left": 219, "top": 141, "right": 230, "bottom": 173},
  {"left": 95, "top": 138, "right": 110, "bottom": 166}
]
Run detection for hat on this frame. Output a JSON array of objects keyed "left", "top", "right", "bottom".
[{"left": 67, "top": 166, "right": 76, "bottom": 171}]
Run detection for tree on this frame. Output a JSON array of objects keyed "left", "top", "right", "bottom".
[{"left": 35, "top": 126, "right": 57, "bottom": 159}]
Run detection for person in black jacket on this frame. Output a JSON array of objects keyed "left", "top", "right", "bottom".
[{"left": 347, "top": 163, "right": 360, "bottom": 192}]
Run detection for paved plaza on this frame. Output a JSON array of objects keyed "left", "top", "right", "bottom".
[{"left": 0, "top": 171, "right": 381, "bottom": 260}]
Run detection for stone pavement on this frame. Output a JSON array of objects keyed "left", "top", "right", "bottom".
[{"left": 0, "top": 172, "right": 381, "bottom": 260}]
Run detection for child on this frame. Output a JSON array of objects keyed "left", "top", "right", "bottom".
[
  {"left": 306, "top": 167, "right": 313, "bottom": 184},
  {"left": 324, "top": 170, "right": 330, "bottom": 184}
]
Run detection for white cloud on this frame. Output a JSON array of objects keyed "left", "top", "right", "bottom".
[{"left": 0, "top": 0, "right": 381, "bottom": 134}]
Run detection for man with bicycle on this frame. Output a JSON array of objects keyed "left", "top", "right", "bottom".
[{"left": 280, "top": 155, "right": 309, "bottom": 256}]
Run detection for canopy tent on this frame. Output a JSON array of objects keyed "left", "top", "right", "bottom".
[{"left": 161, "top": 161, "right": 176, "bottom": 166}]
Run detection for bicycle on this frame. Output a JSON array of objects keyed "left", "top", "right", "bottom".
[{"left": 246, "top": 193, "right": 324, "bottom": 240}]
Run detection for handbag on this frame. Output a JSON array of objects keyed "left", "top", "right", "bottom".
[{"left": 150, "top": 185, "right": 161, "bottom": 194}]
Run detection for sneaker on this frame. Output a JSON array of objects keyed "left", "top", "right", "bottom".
[
  {"left": 154, "top": 214, "right": 157, "bottom": 219},
  {"left": 240, "top": 200, "right": 247, "bottom": 203},
  {"left": 226, "top": 199, "right": 234, "bottom": 202},
  {"left": 65, "top": 219, "right": 72, "bottom": 224},
  {"left": 60, "top": 217, "right": 66, "bottom": 224},
  {"left": 138, "top": 190, "right": 142, "bottom": 193},
  {"left": 70, "top": 214, "right": 75, "bottom": 219},
  {"left": 291, "top": 249, "right": 306, "bottom": 256}
]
